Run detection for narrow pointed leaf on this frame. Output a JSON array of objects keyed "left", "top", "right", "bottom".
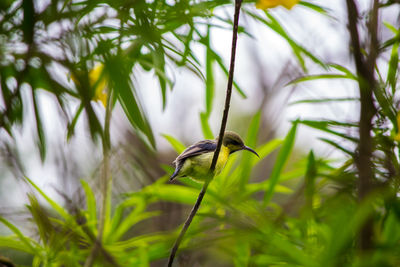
[{"left": 264, "top": 121, "right": 298, "bottom": 204}]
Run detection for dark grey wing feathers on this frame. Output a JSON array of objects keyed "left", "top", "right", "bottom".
[
  {"left": 170, "top": 140, "right": 216, "bottom": 181},
  {"left": 174, "top": 140, "right": 216, "bottom": 164}
]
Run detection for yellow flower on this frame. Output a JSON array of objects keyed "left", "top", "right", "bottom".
[
  {"left": 256, "top": 0, "right": 300, "bottom": 10},
  {"left": 394, "top": 112, "right": 400, "bottom": 141},
  {"left": 69, "top": 64, "right": 108, "bottom": 107},
  {"left": 89, "top": 64, "right": 108, "bottom": 107}
]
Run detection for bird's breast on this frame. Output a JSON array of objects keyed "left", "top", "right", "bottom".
[
  {"left": 215, "top": 145, "right": 230, "bottom": 173},
  {"left": 184, "top": 145, "right": 230, "bottom": 180}
]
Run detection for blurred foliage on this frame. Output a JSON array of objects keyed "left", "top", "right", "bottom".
[{"left": 0, "top": 0, "right": 400, "bottom": 267}]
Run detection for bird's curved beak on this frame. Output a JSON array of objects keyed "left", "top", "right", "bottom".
[{"left": 243, "top": 146, "right": 259, "bottom": 157}]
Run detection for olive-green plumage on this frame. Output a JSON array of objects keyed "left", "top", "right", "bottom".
[{"left": 170, "top": 131, "right": 259, "bottom": 182}]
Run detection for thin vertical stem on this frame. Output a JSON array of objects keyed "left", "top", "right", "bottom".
[
  {"left": 167, "top": 0, "right": 243, "bottom": 266},
  {"left": 84, "top": 84, "right": 113, "bottom": 267},
  {"left": 345, "top": 0, "right": 378, "bottom": 250}
]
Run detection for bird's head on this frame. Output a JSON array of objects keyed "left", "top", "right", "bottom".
[{"left": 219, "top": 131, "right": 259, "bottom": 157}]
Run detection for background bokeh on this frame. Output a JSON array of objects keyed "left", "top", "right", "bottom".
[{"left": 1, "top": 0, "right": 400, "bottom": 266}]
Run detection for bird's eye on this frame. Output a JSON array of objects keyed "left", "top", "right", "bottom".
[{"left": 231, "top": 140, "right": 240, "bottom": 146}]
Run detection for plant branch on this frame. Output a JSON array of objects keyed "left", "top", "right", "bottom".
[
  {"left": 167, "top": 0, "right": 243, "bottom": 266},
  {"left": 84, "top": 86, "right": 113, "bottom": 267},
  {"left": 345, "top": 0, "right": 378, "bottom": 250}
]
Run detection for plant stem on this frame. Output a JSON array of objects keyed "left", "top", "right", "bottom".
[
  {"left": 84, "top": 86, "right": 113, "bottom": 267},
  {"left": 345, "top": 0, "right": 378, "bottom": 250},
  {"left": 167, "top": 0, "right": 243, "bottom": 266}
]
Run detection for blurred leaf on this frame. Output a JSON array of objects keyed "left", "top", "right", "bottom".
[
  {"left": 328, "top": 63, "right": 357, "bottom": 78},
  {"left": 22, "top": 0, "right": 34, "bottom": 44},
  {"left": 289, "top": 97, "right": 359, "bottom": 106},
  {"left": 373, "top": 84, "right": 397, "bottom": 127},
  {"left": 304, "top": 150, "right": 316, "bottom": 215},
  {"left": 81, "top": 180, "right": 97, "bottom": 230},
  {"left": 162, "top": 134, "right": 186, "bottom": 153},
  {"left": 25, "top": 177, "right": 70, "bottom": 220},
  {"left": 108, "top": 57, "right": 156, "bottom": 148},
  {"left": 288, "top": 74, "right": 356, "bottom": 86},
  {"left": 298, "top": 120, "right": 358, "bottom": 142},
  {"left": 200, "top": 112, "right": 214, "bottom": 139},
  {"left": 142, "top": 184, "right": 199, "bottom": 205},
  {"left": 264, "top": 121, "right": 298, "bottom": 204},
  {"left": 31, "top": 89, "right": 46, "bottom": 161},
  {"left": 240, "top": 111, "right": 261, "bottom": 189},
  {"left": 26, "top": 194, "right": 53, "bottom": 245},
  {"left": 0, "top": 236, "right": 35, "bottom": 254},
  {"left": 208, "top": 49, "right": 247, "bottom": 98},
  {"left": 387, "top": 33, "right": 399, "bottom": 94},
  {"left": 299, "top": 1, "right": 331, "bottom": 16},
  {"left": 246, "top": 182, "right": 293, "bottom": 196},
  {"left": 245, "top": 9, "right": 327, "bottom": 71},
  {"left": 234, "top": 241, "right": 250, "bottom": 267},
  {"left": 114, "top": 233, "right": 167, "bottom": 251},
  {"left": 205, "top": 26, "right": 214, "bottom": 117},
  {"left": 320, "top": 197, "right": 375, "bottom": 266},
  {"left": 319, "top": 137, "right": 354, "bottom": 156},
  {"left": 67, "top": 104, "right": 84, "bottom": 140},
  {"left": 0, "top": 217, "right": 38, "bottom": 254},
  {"left": 252, "top": 138, "right": 283, "bottom": 165},
  {"left": 383, "top": 21, "right": 399, "bottom": 35},
  {"left": 152, "top": 46, "right": 168, "bottom": 110},
  {"left": 163, "top": 40, "right": 205, "bottom": 81},
  {"left": 113, "top": 210, "right": 160, "bottom": 243}
]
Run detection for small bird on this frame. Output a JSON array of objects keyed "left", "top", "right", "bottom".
[{"left": 170, "top": 131, "right": 259, "bottom": 182}]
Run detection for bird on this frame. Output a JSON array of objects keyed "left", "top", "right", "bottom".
[{"left": 170, "top": 131, "right": 259, "bottom": 182}]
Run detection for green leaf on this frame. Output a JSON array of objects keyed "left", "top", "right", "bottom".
[
  {"left": 373, "top": 83, "right": 397, "bottom": 127},
  {"left": 252, "top": 138, "right": 283, "bottom": 165},
  {"left": 245, "top": 9, "right": 327, "bottom": 71},
  {"left": 246, "top": 182, "right": 293, "bottom": 196},
  {"left": 152, "top": 46, "right": 168, "bottom": 110},
  {"left": 205, "top": 26, "right": 215, "bottom": 117},
  {"left": 22, "top": 0, "right": 35, "bottom": 44},
  {"left": 0, "top": 218, "right": 38, "bottom": 254},
  {"left": 299, "top": 1, "right": 331, "bottom": 16},
  {"left": 240, "top": 111, "right": 261, "bottom": 189},
  {"left": 109, "top": 57, "right": 156, "bottom": 148},
  {"left": 162, "top": 134, "right": 186, "bottom": 153},
  {"left": 200, "top": 112, "right": 214, "bottom": 139},
  {"left": 0, "top": 236, "right": 36, "bottom": 254},
  {"left": 320, "top": 197, "right": 375, "bottom": 266},
  {"left": 108, "top": 196, "right": 143, "bottom": 242},
  {"left": 26, "top": 194, "right": 53, "bottom": 245},
  {"left": 81, "top": 180, "right": 97, "bottom": 230},
  {"left": 67, "top": 103, "right": 84, "bottom": 140},
  {"left": 142, "top": 184, "right": 199, "bottom": 205},
  {"left": 319, "top": 137, "right": 353, "bottom": 156},
  {"left": 287, "top": 74, "right": 355, "bottom": 86},
  {"left": 208, "top": 48, "right": 247, "bottom": 98},
  {"left": 31, "top": 89, "right": 46, "bottom": 161},
  {"left": 268, "top": 231, "right": 318, "bottom": 266},
  {"left": 328, "top": 64, "right": 357, "bottom": 78},
  {"left": 114, "top": 233, "right": 167, "bottom": 250},
  {"left": 304, "top": 150, "right": 316, "bottom": 214},
  {"left": 234, "top": 241, "right": 250, "bottom": 267},
  {"left": 387, "top": 35, "right": 399, "bottom": 94},
  {"left": 25, "top": 177, "right": 70, "bottom": 220},
  {"left": 383, "top": 21, "right": 399, "bottom": 34},
  {"left": 113, "top": 211, "right": 160, "bottom": 242},
  {"left": 264, "top": 121, "right": 298, "bottom": 204},
  {"left": 289, "top": 97, "right": 359, "bottom": 106},
  {"left": 298, "top": 120, "right": 358, "bottom": 142}
]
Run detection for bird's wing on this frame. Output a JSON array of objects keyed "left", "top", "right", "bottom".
[{"left": 174, "top": 140, "right": 216, "bottom": 163}]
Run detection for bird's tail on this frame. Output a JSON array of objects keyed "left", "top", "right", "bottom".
[
  {"left": 169, "top": 161, "right": 183, "bottom": 181},
  {"left": 169, "top": 169, "right": 179, "bottom": 181}
]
